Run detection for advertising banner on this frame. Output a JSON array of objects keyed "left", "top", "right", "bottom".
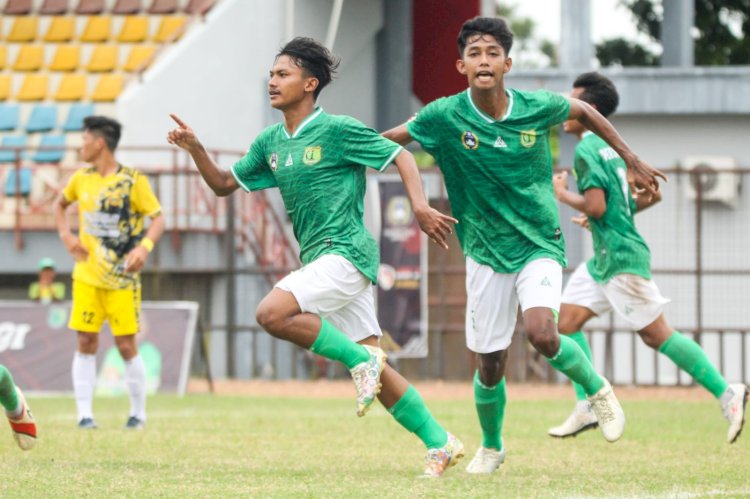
[{"left": 0, "top": 301, "right": 197, "bottom": 394}]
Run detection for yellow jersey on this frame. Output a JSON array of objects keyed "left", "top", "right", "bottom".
[{"left": 62, "top": 165, "right": 161, "bottom": 290}]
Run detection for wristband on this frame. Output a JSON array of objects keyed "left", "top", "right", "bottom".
[{"left": 139, "top": 237, "right": 154, "bottom": 253}]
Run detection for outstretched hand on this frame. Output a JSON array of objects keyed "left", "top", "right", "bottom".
[
  {"left": 571, "top": 213, "right": 591, "bottom": 231},
  {"left": 166, "top": 114, "right": 201, "bottom": 151},
  {"left": 414, "top": 206, "right": 458, "bottom": 250},
  {"left": 627, "top": 157, "right": 667, "bottom": 196}
]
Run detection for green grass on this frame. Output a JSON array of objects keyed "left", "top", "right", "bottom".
[{"left": 1, "top": 392, "right": 748, "bottom": 498}]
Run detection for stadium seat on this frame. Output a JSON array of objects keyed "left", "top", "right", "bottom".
[
  {"left": 123, "top": 45, "right": 156, "bottom": 72},
  {"left": 3, "top": 0, "right": 33, "bottom": 15},
  {"left": 4, "top": 167, "right": 33, "bottom": 197},
  {"left": 0, "top": 104, "right": 21, "bottom": 131},
  {"left": 0, "top": 46, "right": 6, "bottom": 71},
  {"left": 153, "top": 15, "right": 187, "bottom": 42},
  {"left": 62, "top": 103, "right": 94, "bottom": 131},
  {"left": 7, "top": 16, "right": 39, "bottom": 42},
  {"left": 25, "top": 105, "right": 58, "bottom": 133},
  {"left": 112, "top": 0, "right": 142, "bottom": 14},
  {"left": 75, "top": 0, "right": 105, "bottom": 15},
  {"left": 0, "top": 76, "right": 11, "bottom": 101},
  {"left": 49, "top": 45, "right": 81, "bottom": 72},
  {"left": 32, "top": 135, "right": 66, "bottom": 164},
  {"left": 39, "top": 0, "right": 70, "bottom": 15},
  {"left": 148, "top": 0, "right": 178, "bottom": 14},
  {"left": 0, "top": 136, "right": 28, "bottom": 164},
  {"left": 44, "top": 17, "right": 76, "bottom": 42},
  {"left": 118, "top": 16, "right": 150, "bottom": 43},
  {"left": 54, "top": 74, "right": 87, "bottom": 101},
  {"left": 13, "top": 45, "right": 45, "bottom": 72},
  {"left": 80, "top": 16, "right": 112, "bottom": 43},
  {"left": 16, "top": 75, "right": 49, "bottom": 101},
  {"left": 87, "top": 45, "right": 118, "bottom": 72},
  {"left": 185, "top": 0, "right": 216, "bottom": 15},
  {"left": 91, "top": 74, "right": 123, "bottom": 101}
]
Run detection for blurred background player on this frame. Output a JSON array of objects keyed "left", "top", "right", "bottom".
[
  {"left": 168, "top": 37, "right": 464, "bottom": 477},
  {"left": 28, "top": 257, "right": 66, "bottom": 304},
  {"left": 552, "top": 71, "right": 748, "bottom": 444},
  {"left": 382, "top": 16, "right": 666, "bottom": 473},
  {"left": 54, "top": 116, "right": 165, "bottom": 430},
  {"left": 0, "top": 364, "right": 36, "bottom": 450}
]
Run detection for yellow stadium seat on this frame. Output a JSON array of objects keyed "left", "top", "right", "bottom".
[
  {"left": 54, "top": 74, "right": 87, "bottom": 101},
  {"left": 80, "top": 16, "right": 111, "bottom": 43},
  {"left": 91, "top": 74, "right": 123, "bottom": 101},
  {"left": 118, "top": 16, "right": 149, "bottom": 43},
  {"left": 87, "top": 45, "right": 118, "bottom": 72},
  {"left": 49, "top": 45, "right": 81, "bottom": 72},
  {"left": 44, "top": 16, "right": 76, "bottom": 43},
  {"left": 123, "top": 45, "right": 156, "bottom": 72},
  {"left": 7, "top": 16, "right": 38, "bottom": 42},
  {"left": 16, "top": 75, "right": 49, "bottom": 101},
  {"left": 0, "top": 46, "right": 6, "bottom": 71},
  {"left": 13, "top": 45, "right": 44, "bottom": 72},
  {"left": 153, "top": 15, "right": 187, "bottom": 42},
  {"left": 0, "top": 75, "right": 11, "bottom": 101}
]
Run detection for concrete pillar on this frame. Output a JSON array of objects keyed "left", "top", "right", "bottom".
[
  {"left": 560, "top": 0, "right": 593, "bottom": 69},
  {"left": 662, "top": 0, "right": 694, "bottom": 67},
  {"left": 376, "top": 0, "right": 412, "bottom": 130}
]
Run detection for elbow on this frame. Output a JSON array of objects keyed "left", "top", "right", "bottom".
[{"left": 585, "top": 206, "right": 606, "bottom": 220}]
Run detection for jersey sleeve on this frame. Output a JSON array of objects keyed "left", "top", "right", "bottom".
[
  {"left": 339, "top": 116, "right": 403, "bottom": 172},
  {"left": 405, "top": 99, "right": 443, "bottom": 153},
  {"left": 61, "top": 170, "right": 80, "bottom": 202},
  {"left": 230, "top": 130, "right": 279, "bottom": 192},
  {"left": 573, "top": 147, "right": 607, "bottom": 192},
  {"left": 131, "top": 172, "right": 162, "bottom": 217},
  {"left": 532, "top": 90, "right": 571, "bottom": 129}
]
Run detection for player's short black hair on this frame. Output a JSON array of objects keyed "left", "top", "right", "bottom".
[
  {"left": 277, "top": 37, "right": 340, "bottom": 100},
  {"left": 457, "top": 16, "right": 514, "bottom": 57},
  {"left": 573, "top": 72, "right": 620, "bottom": 118},
  {"left": 83, "top": 115, "right": 122, "bottom": 151}
]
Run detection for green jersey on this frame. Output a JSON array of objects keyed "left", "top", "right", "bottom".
[
  {"left": 407, "top": 88, "right": 570, "bottom": 273},
  {"left": 230, "top": 108, "right": 403, "bottom": 283},
  {"left": 573, "top": 131, "right": 651, "bottom": 282}
]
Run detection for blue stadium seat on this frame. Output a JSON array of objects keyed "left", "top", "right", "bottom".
[
  {"left": 25, "top": 104, "right": 58, "bottom": 133},
  {"left": 0, "top": 135, "right": 28, "bottom": 163},
  {"left": 4, "top": 167, "right": 32, "bottom": 197},
  {"left": 63, "top": 103, "right": 95, "bottom": 132},
  {"left": 0, "top": 104, "right": 21, "bottom": 131},
  {"left": 32, "top": 135, "right": 66, "bottom": 164}
]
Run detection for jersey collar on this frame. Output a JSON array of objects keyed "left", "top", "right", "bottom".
[
  {"left": 581, "top": 130, "right": 595, "bottom": 139},
  {"left": 465, "top": 88, "right": 514, "bottom": 123},
  {"left": 282, "top": 107, "right": 324, "bottom": 139}
]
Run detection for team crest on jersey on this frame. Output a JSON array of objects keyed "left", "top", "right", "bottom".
[
  {"left": 303, "top": 146, "right": 322, "bottom": 165},
  {"left": 461, "top": 131, "right": 479, "bottom": 150},
  {"left": 270, "top": 152, "right": 278, "bottom": 171},
  {"left": 520, "top": 130, "right": 537, "bottom": 148}
]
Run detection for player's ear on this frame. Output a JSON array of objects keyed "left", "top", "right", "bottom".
[
  {"left": 304, "top": 77, "right": 319, "bottom": 95},
  {"left": 456, "top": 58, "right": 467, "bottom": 75},
  {"left": 503, "top": 56, "right": 512, "bottom": 74}
]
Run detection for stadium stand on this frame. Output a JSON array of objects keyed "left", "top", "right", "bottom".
[
  {"left": 43, "top": 16, "right": 76, "bottom": 42},
  {"left": 39, "top": 0, "right": 70, "bottom": 15},
  {"left": 75, "top": 0, "right": 106, "bottom": 15},
  {"left": 3, "top": 0, "right": 33, "bottom": 15},
  {"left": 0, "top": 104, "right": 20, "bottom": 131}
]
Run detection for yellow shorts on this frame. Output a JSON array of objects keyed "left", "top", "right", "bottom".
[{"left": 69, "top": 280, "right": 141, "bottom": 336}]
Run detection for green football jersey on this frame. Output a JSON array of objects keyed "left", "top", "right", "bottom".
[
  {"left": 573, "top": 132, "right": 651, "bottom": 282},
  {"left": 230, "top": 107, "right": 403, "bottom": 283},
  {"left": 407, "top": 88, "right": 570, "bottom": 273}
]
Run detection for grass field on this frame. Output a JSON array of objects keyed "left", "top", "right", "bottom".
[{"left": 0, "top": 385, "right": 748, "bottom": 498}]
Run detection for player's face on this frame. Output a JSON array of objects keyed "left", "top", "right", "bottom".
[
  {"left": 456, "top": 34, "right": 512, "bottom": 90},
  {"left": 563, "top": 87, "right": 586, "bottom": 135},
  {"left": 268, "top": 55, "right": 319, "bottom": 110},
  {"left": 80, "top": 130, "right": 105, "bottom": 163}
]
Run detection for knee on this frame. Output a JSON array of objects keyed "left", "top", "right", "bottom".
[
  {"left": 638, "top": 329, "right": 669, "bottom": 350},
  {"left": 476, "top": 352, "right": 507, "bottom": 386},
  {"left": 255, "top": 303, "right": 283, "bottom": 334},
  {"left": 527, "top": 326, "right": 560, "bottom": 358},
  {"left": 557, "top": 317, "right": 579, "bottom": 335},
  {"left": 77, "top": 333, "right": 98, "bottom": 354}
]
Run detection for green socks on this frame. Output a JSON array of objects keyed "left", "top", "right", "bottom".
[
  {"left": 567, "top": 331, "right": 593, "bottom": 401},
  {"left": 0, "top": 365, "right": 20, "bottom": 414},
  {"left": 473, "top": 372, "right": 506, "bottom": 450},
  {"left": 388, "top": 385, "right": 448, "bottom": 449},
  {"left": 547, "top": 335, "right": 604, "bottom": 396},
  {"left": 659, "top": 331, "right": 729, "bottom": 398},
  {"left": 309, "top": 319, "right": 369, "bottom": 369}
]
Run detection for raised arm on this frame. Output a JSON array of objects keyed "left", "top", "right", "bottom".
[
  {"left": 392, "top": 149, "right": 457, "bottom": 249},
  {"left": 167, "top": 114, "right": 239, "bottom": 197},
  {"left": 567, "top": 98, "right": 667, "bottom": 195},
  {"left": 382, "top": 122, "right": 415, "bottom": 146}
]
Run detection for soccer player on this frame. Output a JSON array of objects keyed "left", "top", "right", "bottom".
[
  {"left": 167, "top": 37, "right": 463, "bottom": 477},
  {"left": 54, "top": 116, "right": 165, "bottom": 430},
  {"left": 550, "top": 71, "right": 748, "bottom": 444},
  {"left": 0, "top": 365, "right": 36, "bottom": 450},
  {"left": 382, "top": 16, "right": 665, "bottom": 474}
]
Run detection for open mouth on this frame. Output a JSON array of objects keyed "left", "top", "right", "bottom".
[{"left": 476, "top": 71, "right": 494, "bottom": 81}]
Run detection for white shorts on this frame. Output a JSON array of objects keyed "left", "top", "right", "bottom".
[
  {"left": 275, "top": 254, "right": 382, "bottom": 342},
  {"left": 561, "top": 262, "right": 670, "bottom": 330},
  {"left": 465, "top": 256, "right": 562, "bottom": 354}
]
